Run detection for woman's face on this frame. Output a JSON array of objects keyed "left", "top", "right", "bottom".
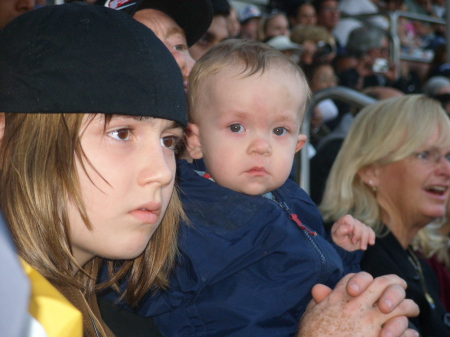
[
  {"left": 375, "top": 128, "right": 450, "bottom": 229},
  {"left": 67, "top": 115, "right": 183, "bottom": 268}
]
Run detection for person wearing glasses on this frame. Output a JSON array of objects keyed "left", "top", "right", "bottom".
[{"left": 320, "top": 94, "right": 450, "bottom": 336}]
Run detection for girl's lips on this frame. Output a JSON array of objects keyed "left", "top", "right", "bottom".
[{"left": 129, "top": 208, "right": 160, "bottom": 224}]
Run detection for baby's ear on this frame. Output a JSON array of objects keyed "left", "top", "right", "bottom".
[
  {"left": 295, "top": 134, "right": 307, "bottom": 153},
  {"left": 184, "top": 123, "right": 203, "bottom": 159}
]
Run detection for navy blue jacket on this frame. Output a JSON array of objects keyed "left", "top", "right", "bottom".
[{"left": 130, "top": 160, "right": 360, "bottom": 337}]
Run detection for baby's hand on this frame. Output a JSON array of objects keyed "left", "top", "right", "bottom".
[{"left": 331, "top": 214, "right": 375, "bottom": 252}]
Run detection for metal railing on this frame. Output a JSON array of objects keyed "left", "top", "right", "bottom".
[
  {"left": 296, "top": 86, "right": 376, "bottom": 194},
  {"left": 341, "top": 10, "right": 447, "bottom": 76}
]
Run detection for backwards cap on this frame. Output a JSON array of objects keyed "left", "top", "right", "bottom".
[
  {"left": 98, "top": 0, "right": 213, "bottom": 47},
  {"left": 0, "top": 3, "right": 187, "bottom": 127}
]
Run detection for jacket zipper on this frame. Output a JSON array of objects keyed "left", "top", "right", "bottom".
[{"left": 274, "top": 199, "right": 327, "bottom": 270}]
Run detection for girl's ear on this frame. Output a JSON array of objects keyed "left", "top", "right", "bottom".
[
  {"left": 357, "top": 164, "right": 380, "bottom": 189},
  {"left": 184, "top": 123, "right": 203, "bottom": 159},
  {"left": 0, "top": 113, "right": 5, "bottom": 141}
]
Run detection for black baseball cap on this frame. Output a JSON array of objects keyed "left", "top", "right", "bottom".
[
  {"left": 97, "top": 0, "right": 213, "bottom": 47},
  {"left": 0, "top": 2, "right": 187, "bottom": 127}
]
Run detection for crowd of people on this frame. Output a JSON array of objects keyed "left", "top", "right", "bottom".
[{"left": 0, "top": 0, "right": 449, "bottom": 337}]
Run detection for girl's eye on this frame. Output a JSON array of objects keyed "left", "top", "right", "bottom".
[
  {"left": 229, "top": 124, "right": 245, "bottom": 133},
  {"left": 109, "top": 128, "right": 131, "bottom": 141},
  {"left": 161, "top": 136, "right": 178, "bottom": 149},
  {"left": 273, "top": 127, "right": 287, "bottom": 136}
]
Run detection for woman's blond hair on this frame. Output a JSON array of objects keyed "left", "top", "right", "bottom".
[
  {"left": 414, "top": 221, "right": 450, "bottom": 271},
  {"left": 0, "top": 113, "right": 183, "bottom": 306},
  {"left": 320, "top": 95, "right": 450, "bottom": 235}
]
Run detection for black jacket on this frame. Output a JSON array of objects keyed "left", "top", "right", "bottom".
[{"left": 360, "top": 230, "right": 450, "bottom": 336}]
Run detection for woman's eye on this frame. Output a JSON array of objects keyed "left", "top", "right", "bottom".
[
  {"left": 273, "top": 127, "right": 287, "bottom": 136},
  {"left": 109, "top": 128, "right": 131, "bottom": 141},
  {"left": 229, "top": 124, "right": 245, "bottom": 133},
  {"left": 416, "top": 151, "right": 429, "bottom": 160},
  {"left": 161, "top": 136, "right": 178, "bottom": 149}
]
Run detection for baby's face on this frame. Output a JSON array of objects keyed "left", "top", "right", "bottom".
[{"left": 191, "top": 68, "right": 306, "bottom": 195}]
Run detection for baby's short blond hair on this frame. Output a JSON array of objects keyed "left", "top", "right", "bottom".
[{"left": 187, "top": 39, "right": 310, "bottom": 123}]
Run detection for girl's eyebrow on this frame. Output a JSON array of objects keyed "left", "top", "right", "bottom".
[{"left": 113, "top": 115, "right": 182, "bottom": 129}]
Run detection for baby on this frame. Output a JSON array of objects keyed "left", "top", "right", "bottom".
[{"left": 129, "top": 39, "right": 374, "bottom": 336}]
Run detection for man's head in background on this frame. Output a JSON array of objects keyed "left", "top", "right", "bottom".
[
  {"left": 188, "top": 0, "right": 230, "bottom": 61},
  {"left": 98, "top": 0, "right": 213, "bottom": 88},
  {"left": 238, "top": 4, "right": 261, "bottom": 40},
  {"left": 0, "top": 0, "right": 35, "bottom": 29},
  {"left": 314, "top": 0, "right": 340, "bottom": 33}
]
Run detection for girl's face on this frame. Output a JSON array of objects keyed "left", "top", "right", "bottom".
[{"left": 67, "top": 115, "right": 183, "bottom": 268}]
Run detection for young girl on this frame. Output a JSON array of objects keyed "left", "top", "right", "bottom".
[{"left": 0, "top": 3, "right": 186, "bottom": 336}]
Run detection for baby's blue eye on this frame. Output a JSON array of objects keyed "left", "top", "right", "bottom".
[
  {"left": 229, "top": 124, "right": 245, "bottom": 133},
  {"left": 273, "top": 127, "right": 287, "bottom": 136},
  {"left": 109, "top": 128, "right": 131, "bottom": 141}
]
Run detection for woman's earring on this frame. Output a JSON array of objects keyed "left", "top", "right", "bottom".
[{"left": 369, "top": 180, "right": 377, "bottom": 192}]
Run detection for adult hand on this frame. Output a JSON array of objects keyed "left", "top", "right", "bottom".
[{"left": 297, "top": 272, "right": 419, "bottom": 337}]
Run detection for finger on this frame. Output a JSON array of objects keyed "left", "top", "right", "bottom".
[
  {"left": 381, "top": 316, "right": 408, "bottom": 337},
  {"left": 399, "top": 329, "right": 420, "bottom": 337},
  {"left": 359, "top": 226, "right": 369, "bottom": 250},
  {"left": 377, "top": 284, "right": 406, "bottom": 313},
  {"left": 383, "top": 298, "right": 419, "bottom": 319},
  {"left": 351, "top": 221, "right": 362, "bottom": 244},
  {"left": 369, "top": 228, "right": 376, "bottom": 245},
  {"left": 357, "top": 274, "right": 408, "bottom": 309},
  {"left": 345, "top": 271, "right": 373, "bottom": 297},
  {"left": 311, "top": 283, "right": 333, "bottom": 304}
]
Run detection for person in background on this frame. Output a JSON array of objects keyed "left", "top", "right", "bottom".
[
  {"left": 423, "top": 76, "right": 450, "bottom": 97},
  {"left": 422, "top": 76, "right": 450, "bottom": 115},
  {"left": 227, "top": 6, "right": 240, "bottom": 38},
  {"left": 313, "top": 0, "right": 344, "bottom": 55},
  {"left": 290, "top": 24, "right": 336, "bottom": 67},
  {"left": 286, "top": 0, "right": 317, "bottom": 28},
  {"left": 265, "top": 34, "right": 303, "bottom": 64},
  {"left": 259, "top": 10, "right": 290, "bottom": 42},
  {"left": 305, "top": 62, "right": 340, "bottom": 148},
  {"left": 320, "top": 95, "right": 450, "bottom": 336},
  {"left": 339, "top": 26, "right": 399, "bottom": 91},
  {"left": 238, "top": 4, "right": 262, "bottom": 40},
  {"left": 0, "top": 0, "right": 35, "bottom": 29},
  {"left": 0, "top": 3, "right": 187, "bottom": 336},
  {"left": 98, "top": 0, "right": 213, "bottom": 91},
  {"left": 188, "top": 0, "right": 230, "bottom": 60}
]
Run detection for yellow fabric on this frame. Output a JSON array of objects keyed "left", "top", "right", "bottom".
[{"left": 20, "top": 258, "right": 83, "bottom": 337}]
